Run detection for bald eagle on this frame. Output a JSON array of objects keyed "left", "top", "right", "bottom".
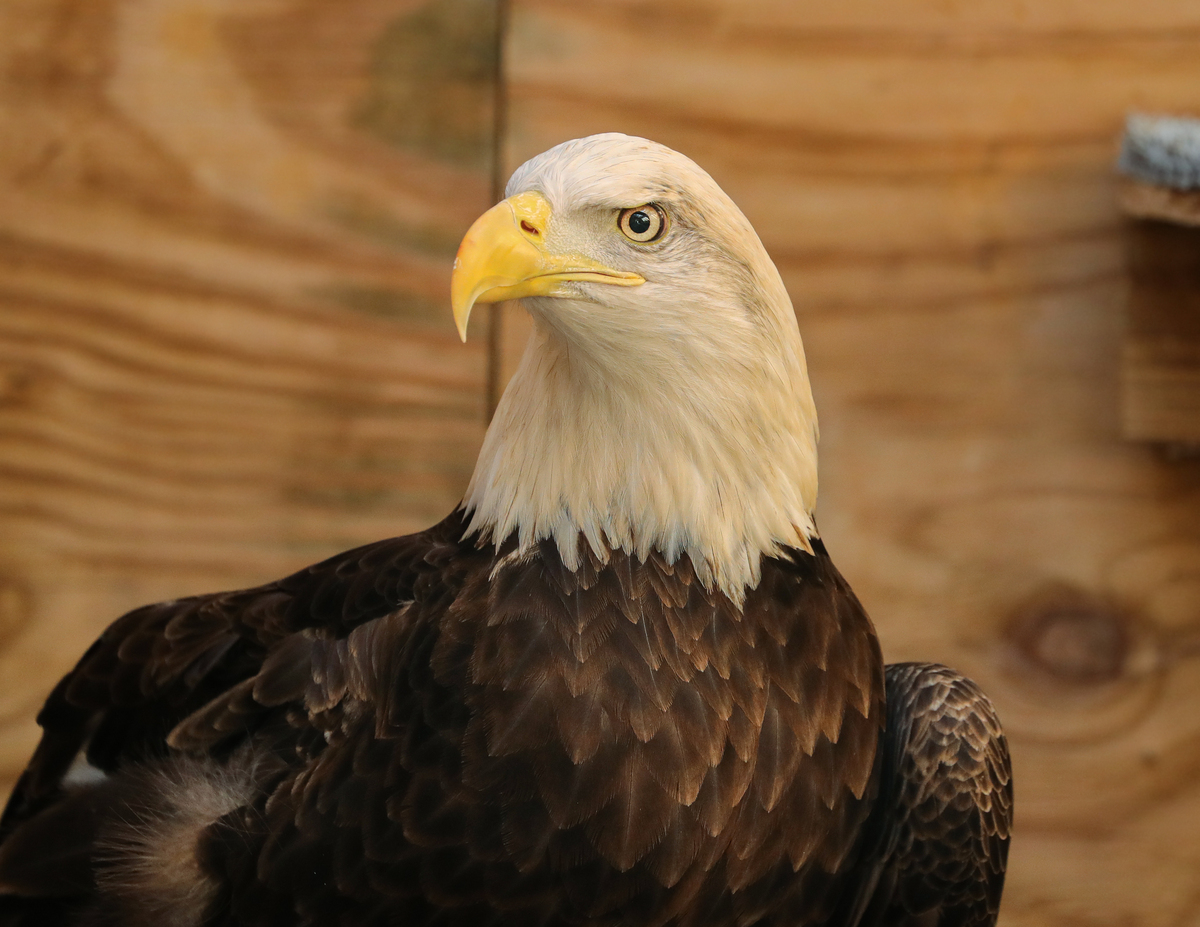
[{"left": 0, "top": 134, "right": 1011, "bottom": 927}]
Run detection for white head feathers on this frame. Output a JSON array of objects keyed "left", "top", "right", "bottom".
[{"left": 462, "top": 133, "right": 819, "bottom": 604}]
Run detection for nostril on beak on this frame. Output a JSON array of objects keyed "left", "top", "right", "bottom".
[{"left": 520, "top": 220, "right": 540, "bottom": 236}]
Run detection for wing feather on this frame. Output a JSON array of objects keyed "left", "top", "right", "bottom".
[{"left": 848, "top": 662, "right": 1013, "bottom": 927}]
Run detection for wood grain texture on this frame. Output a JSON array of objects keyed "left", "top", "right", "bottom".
[
  {"left": 0, "top": 0, "right": 500, "bottom": 798},
  {"left": 501, "top": 3, "right": 1200, "bottom": 926}
]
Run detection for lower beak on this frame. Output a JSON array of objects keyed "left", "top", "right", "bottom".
[{"left": 450, "top": 191, "right": 644, "bottom": 341}]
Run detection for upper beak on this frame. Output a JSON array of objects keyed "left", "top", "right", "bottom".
[{"left": 450, "top": 191, "right": 644, "bottom": 341}]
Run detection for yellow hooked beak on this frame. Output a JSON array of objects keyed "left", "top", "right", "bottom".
[{"left": 450, "top": 191, "right": 645, "bottom": 341}]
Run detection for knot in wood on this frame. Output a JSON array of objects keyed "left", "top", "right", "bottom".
[{"left": 1009, "top": 583, "right": 1130, "bottom": 686}]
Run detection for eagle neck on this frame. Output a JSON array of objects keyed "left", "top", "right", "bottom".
[{"left": 462, "top": 309, "right": 820, "bottom": 605}]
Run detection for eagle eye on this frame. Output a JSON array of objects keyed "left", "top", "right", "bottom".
[{"left": 618, "top": 204, "right": 667, "bottom": 243}]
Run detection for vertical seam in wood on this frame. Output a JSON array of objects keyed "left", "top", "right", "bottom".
[{"left": 485, "top": 0, "right": 511, "bottom": 423}]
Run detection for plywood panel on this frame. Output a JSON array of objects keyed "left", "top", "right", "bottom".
[
  {"left": 503, "top": 3, "right": 1200, "bottom": 926},
  {"left": 0, "top": 0, "right": 499, "bottom": 797}
]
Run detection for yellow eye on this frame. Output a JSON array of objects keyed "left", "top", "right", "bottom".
[{"left": 618, "top": 204, "right": 667, "bottom": 243}]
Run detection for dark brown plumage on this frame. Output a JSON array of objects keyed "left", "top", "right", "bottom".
[
  {"left": 849, "top": 665, "right": 1012, "bottom": 927},
  {"left": 0, "top": 511, "right": 1009, "bottom": 927}
]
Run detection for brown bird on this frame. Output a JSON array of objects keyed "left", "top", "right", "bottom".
[{"left": 0, "top": 134, "right": 1011, "bottom": 927}]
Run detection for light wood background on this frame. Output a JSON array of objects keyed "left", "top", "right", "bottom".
[
  {"left": 4, "top": 2, "right": 1200, "bottom": 926},
  {"left": 0, "top": 0, "right": 495, "bottom": 791}
]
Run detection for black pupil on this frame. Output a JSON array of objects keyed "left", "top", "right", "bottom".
[{"left": 628, "top": 210, "right": 652, "bottom": 235}]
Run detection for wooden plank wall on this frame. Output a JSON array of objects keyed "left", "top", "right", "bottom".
[
  {"left": 501, "top": 3, "right": 1200, "bottom": 927},
  {"left": 0, "top": 0, "right": 497, "bottom": 788},
  {"left": 2, "top": 2, "right": 1200, "bottom": 926}
]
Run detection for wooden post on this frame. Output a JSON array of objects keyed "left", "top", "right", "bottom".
[{"left": 1118, "top": 179, "right": 1200, "bottom": 447}]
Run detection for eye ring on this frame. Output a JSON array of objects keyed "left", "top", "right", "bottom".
[{"left": 618, "top": 204, "right": 667, "bottom": 243}]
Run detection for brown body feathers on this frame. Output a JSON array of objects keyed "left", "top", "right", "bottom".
[{"left": 0, "top": 511, "right": 1010, "bottom": 927}]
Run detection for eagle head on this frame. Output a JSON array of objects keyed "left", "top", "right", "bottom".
[{"left": 451, "top": 134, "right": 820, "bottom": 605}]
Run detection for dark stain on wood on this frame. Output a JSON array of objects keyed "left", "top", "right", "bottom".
[
  {"left": 355, "top": 0, "right": 501, "bottom": 169},
  {"left": 1122, "top": 216, "right": 1200, "bottom": 445}
]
